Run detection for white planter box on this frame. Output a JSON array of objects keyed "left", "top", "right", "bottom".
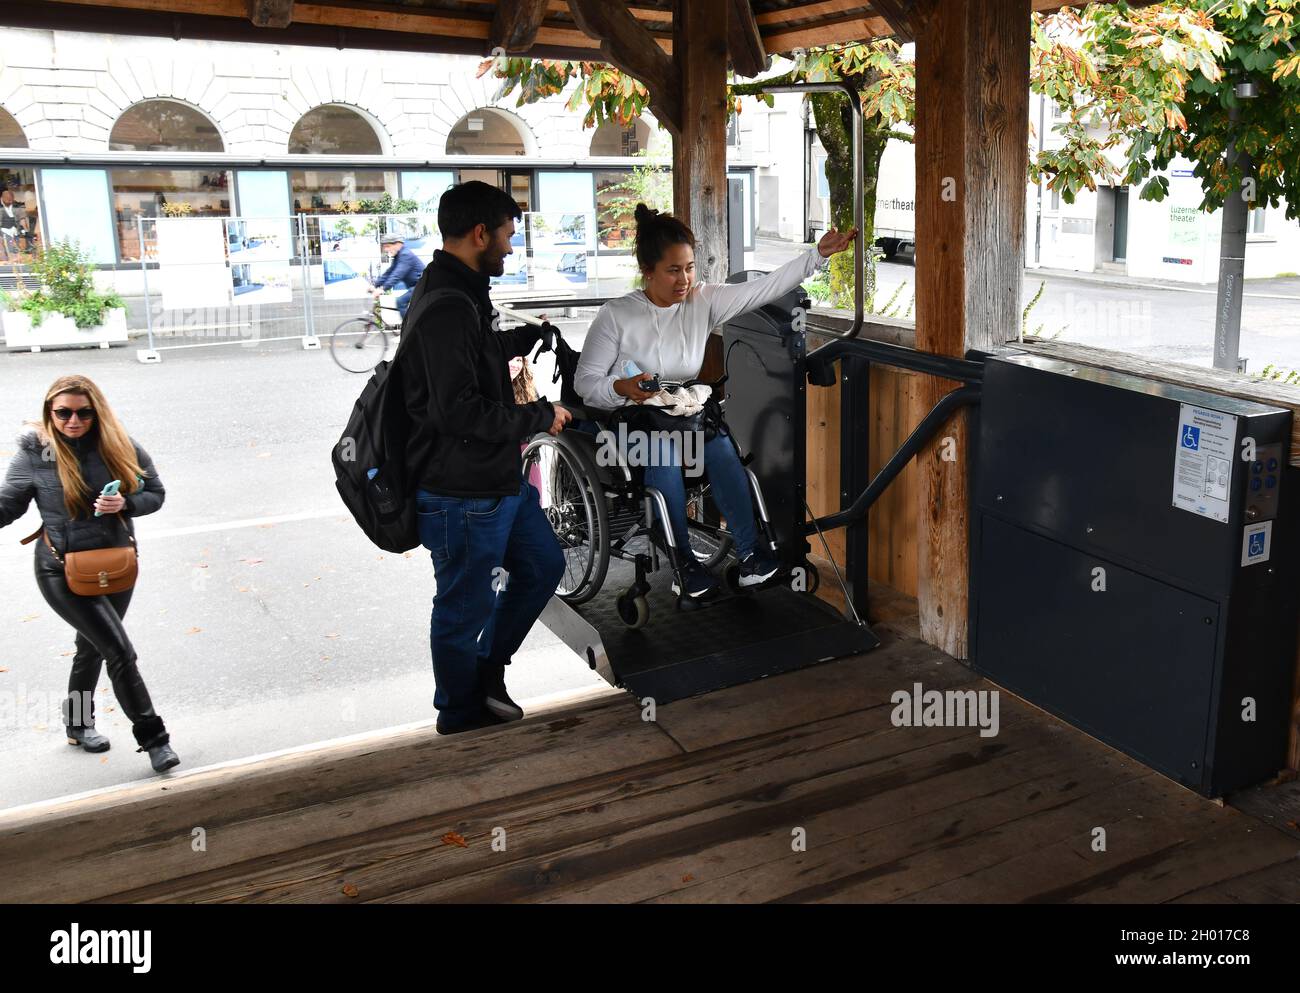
[{"left": 2, "top": 307, "right": 128, "bottom": 351}]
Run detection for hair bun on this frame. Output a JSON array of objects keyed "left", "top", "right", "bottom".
[{"left": 634, "top": 203, "right": 657, "bottom": 224}]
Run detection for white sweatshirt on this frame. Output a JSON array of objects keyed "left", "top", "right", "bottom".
[{"left": 575, "top": 246, "right": 827, "bottom": 410}]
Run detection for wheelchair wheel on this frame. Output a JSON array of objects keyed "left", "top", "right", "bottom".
[
  {"left": 684, "top": 488, "right": 732, "bottom": 569},
  {"left": 523, "top": 433, "right": 609, "bottom": 604},
  {"left": 616, "top": 589, "right": 650, "bottom": 629}
]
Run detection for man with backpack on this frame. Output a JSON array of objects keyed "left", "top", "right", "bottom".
[{"left": 400, "top": 181, "right": 571, "bottom": 734}]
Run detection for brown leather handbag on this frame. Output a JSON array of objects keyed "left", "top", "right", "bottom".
[{"left": 21, "top": 514, "right": 139, "bottom": 595}]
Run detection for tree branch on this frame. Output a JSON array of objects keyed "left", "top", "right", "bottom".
[{"left": 566, "top": 0, "right": 681, "bottom": 133}]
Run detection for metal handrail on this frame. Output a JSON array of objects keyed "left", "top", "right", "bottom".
[
  {"left": 756, "top": 81, "right": 863, "bottom": 340},
  {"left": 809, "top": 385, "right": 982, "bottom": 533}
]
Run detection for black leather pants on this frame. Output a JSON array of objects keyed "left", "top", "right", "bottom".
[{"left": 34, "top": 541, "right": 168, "bottom": 749}]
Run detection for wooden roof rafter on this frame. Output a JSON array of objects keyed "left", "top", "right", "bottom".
[{"left": 2, "top": 1, "right": 1155, "bottom": 66}]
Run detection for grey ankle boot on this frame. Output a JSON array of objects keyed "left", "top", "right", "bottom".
[{"left": 62, "top": 694, "right": 110, "bottom": 753}]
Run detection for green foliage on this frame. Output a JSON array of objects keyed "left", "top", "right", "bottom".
[
  {"left": 1032, "top": 1, "right": 1300, "bottom": 219},
  {"left": 1022, "top": 280, "right": 1046, "bottom": 339},
  {"left": 6, "top": 240, "right": 123, "bottom": 329},
  {"left": 601, "top": 148, "right": 672, "bottom": 218},
  {"left": 479, "top": 57, "right": 652, "bottom": 129},
  {"left": 358, "top": 192, "right": 422, "bottom": 215},
  {"left": 1258, "top": 362, "right": 1300, "bottom": 385},
  {"left": 801, "top": 269, "right": 832, "bottom": 303}
]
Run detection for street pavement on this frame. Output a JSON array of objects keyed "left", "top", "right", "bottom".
[{"left": 0, "top": 337, "right": 606, "bottom": 809}]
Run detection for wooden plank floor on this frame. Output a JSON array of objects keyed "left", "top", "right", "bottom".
[{"left": 1, "top": 611, "right": 1297, "bottom": 903}]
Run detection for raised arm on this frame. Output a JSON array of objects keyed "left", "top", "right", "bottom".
[{"left": 699, "top": 247, "right": 825, "bottom": 330}]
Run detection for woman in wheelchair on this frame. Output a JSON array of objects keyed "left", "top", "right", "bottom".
[{"left": 572, "top": 203, "right": 856, "bottom": 600}]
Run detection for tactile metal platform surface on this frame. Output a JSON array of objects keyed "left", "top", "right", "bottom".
[{"left": 541, "top": 555, "right": 879, "bottom": 702}]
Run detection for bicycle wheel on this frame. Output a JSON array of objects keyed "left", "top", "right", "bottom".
[
  {"left": 523, "top": 435, "right": 609, "bottom": 604},
  {"left": 330, "top": 318, "right": 389, "bottom": 373}
]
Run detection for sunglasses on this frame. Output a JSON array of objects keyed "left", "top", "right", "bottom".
[{"left": 52, "top": 407, "right": 95, "bottom": 422}]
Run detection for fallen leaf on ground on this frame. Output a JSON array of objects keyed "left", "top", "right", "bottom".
[
  {"left": 240, "top": 558, "right": 264, "bottom": 566},
  {"left": 101, "top": 757, "right": 109, "bottom": 764},
  {"left": 60, "top": 651, "right": 75, "bottom": 656},
  {"left": 0, "top": 667, "right": 8, "bottom": 673},
  {"left": 185, "top": 627, "right": 202, "bottom": 635},
  {"left": 682, "top": 874, "right": 695, "bottom": 883},
  {"left": 342, "top": 883, "right": 359, "bottom": 898},
  {"left": 441, "top": 832, "right": 468, "bottom": 848},
  {"left": 324, "top": 633, "right": 340, "bottom": 639},
  {"left": 236, "top": 586, "right": 251, "bottom": 593},
  {"left": 20, "top": 614, "right": 39, "bottom": 622},
  {"left": 1287, "top": 820, "right": 1299, "bottom": 831}
]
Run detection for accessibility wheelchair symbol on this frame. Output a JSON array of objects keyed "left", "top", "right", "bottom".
[{"left": 1181, "top": 425, "right": 1200, "bottom": 450}]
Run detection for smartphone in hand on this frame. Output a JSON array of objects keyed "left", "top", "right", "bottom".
[{"left": 95, "top": 479, "right": 121, "bottom": 517}]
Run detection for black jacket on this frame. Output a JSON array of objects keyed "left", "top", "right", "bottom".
[
  {"left": 401, "top": 249, "right": 555, "bottom": 498},
  {"left": 0, "top": 427, "right": 165, "bottom": 554}
]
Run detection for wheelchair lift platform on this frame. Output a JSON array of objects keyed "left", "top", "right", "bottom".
[{"left": 540, "top": 555, "right": 879, "bottom": 703}]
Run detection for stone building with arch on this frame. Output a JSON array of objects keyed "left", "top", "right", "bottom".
[{"left": 0, "top": 27, "right": 790, "bottom": 276}]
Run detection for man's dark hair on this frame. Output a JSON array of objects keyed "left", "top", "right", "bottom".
[{"left": 438, "top": 181, "right": 522, "bottom": 240}]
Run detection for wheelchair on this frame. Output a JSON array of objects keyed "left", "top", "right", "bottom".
[{"left": 522, "top": 348, "right": 787, "bottom": 630}]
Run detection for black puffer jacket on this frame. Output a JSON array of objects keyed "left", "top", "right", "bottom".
[
  {"left": 0, "top": 427, "right": 165, "bottom": 555},
  {"left": 401, "top": 249, "right": 556, "bottom": 498}
]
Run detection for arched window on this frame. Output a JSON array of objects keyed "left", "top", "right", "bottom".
[
  {"left": 108, "top": 100, "right": 229, "bottom": 261},
  {"left": 288, "top": 106, "right": 394, "bottom": 254},
  {"left": 589, "top": 117, "right": 652, "bottom": 157},
  {"left": 110, "top": 99, "right": 224, "bottom": 153},
  {"left": 1, "top": 107, "right": 29, "bottom": 148},
  {"left": 446, "top": 109, "right": 528, "bottom": 156},
  {"left": 289, "top": 105, "right": 383, "bottom": 155}
]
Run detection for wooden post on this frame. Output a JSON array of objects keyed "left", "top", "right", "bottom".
[
  {"left": 912, "top": 0, "right": 1029, "bottom": 659},
  {"left": 672, "top": 0, "right": 729, "bottom": 283}
]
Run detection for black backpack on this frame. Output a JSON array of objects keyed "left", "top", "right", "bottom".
[{"left": 331, "top": 286, "right": 478, "bottom": 553}]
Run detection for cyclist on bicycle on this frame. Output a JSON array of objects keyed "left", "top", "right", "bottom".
[{"left": 373, "top": 233, "right": 425, "bottom": 319}]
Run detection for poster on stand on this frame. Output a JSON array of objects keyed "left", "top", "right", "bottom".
[
  {"left": 231, "top": 261, "right": 293, "bottom": 305},
  {"left": 524, "top": 212, "right": 590, "bottom": 289},
  {"left": 156, "top": 217, "right": 230, "bottom": 310},
  {"left": 319, "top": 215, "right": 381, "bottom": 298},
  {"left": 227, "top": 217, "right": 292, "bottom": 264}
]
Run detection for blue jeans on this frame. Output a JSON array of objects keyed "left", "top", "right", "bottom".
[
  {"left": 640, "top": 430, "right": 760, "bottom": 561},
  {"left": 396, "top": 286, "right": 414, "bottom": 319},
  {"left": 416, "top": 480, "right": 565, "bottom": 728}
]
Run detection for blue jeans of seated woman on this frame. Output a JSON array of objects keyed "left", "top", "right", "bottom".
[
  {"left": 639, "top": 430, "right": 759, "bottom": 562},
  {"left": 416, "top": 481, "right": 565, "bottom": 728}
]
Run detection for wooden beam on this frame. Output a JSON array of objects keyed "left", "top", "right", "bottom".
[
  {"left": 761, "top": 17, "right": 890, "bottom": 53},
  {"left": 912, "top": 0, "right": 1030, "bottom": 660},
  {"left": 672, "top": 0, "right": 729, "bottom": 283},
  {"left": 567, "top": 0, "right": 681, "bottom": 133},
  {"left": 869, "top": 0, "right": 915, "bottom": 42},
  {"left": 755, "top": 0, "right": 872, "bottom": 24},
  {"left": 247, "top": 0, "right": 292, "bottom": 29},
  {"left": 489, "top": 0, "right": 550, "bottom": 53},
  {"left": 728, "top": 0, "right": 768, "bottom": 78}
]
